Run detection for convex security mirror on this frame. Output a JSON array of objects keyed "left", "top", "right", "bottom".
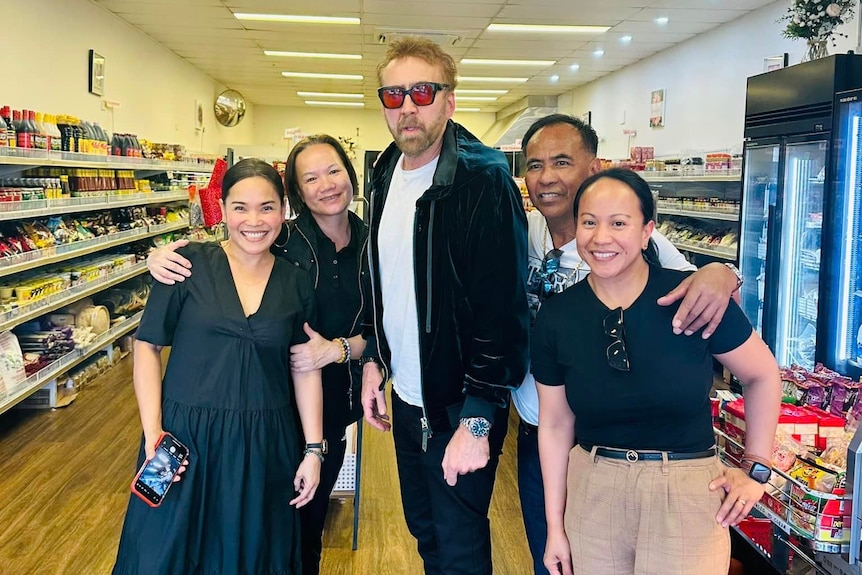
[{"left": 214, "top": 89, "right": 247, "bottom": 127}]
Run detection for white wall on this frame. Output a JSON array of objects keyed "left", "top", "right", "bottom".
[
  {"left": 560, "top": 1, "right": 861, "bottom": 160},
  {"left": 4, "top": 0, "right": 255, "bottom": 154}
]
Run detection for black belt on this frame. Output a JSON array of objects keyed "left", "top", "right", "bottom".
[
  {"left": 588, "top": 446, "right": 715, "bottom": 462},
  {"left": 519, "top": 420, "right": 538, "bottom": 434}
]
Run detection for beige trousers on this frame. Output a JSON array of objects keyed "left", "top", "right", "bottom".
[{"left": 564, "top": 445, "right": 730, "bottom": 575}]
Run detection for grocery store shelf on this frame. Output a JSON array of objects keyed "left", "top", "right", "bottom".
[
  {"left": 0, "top": 262, "right": 148, "bottom": 331},
  {"left": 730, "top": 523, "right": 777, "bottom": 571},
  {"left": 657, "top": 207, "right": 739, "bottom": 221},
  {"left": 0, "top": 149, "right": 214, "bottom": 177},
  {"left": 643, "top": 173, "right": 741, "bottom": 183},
  {"left": 671, "top": 242, "right": 736, "bottom": 260},
  {"left": 0, "top": 191, "right": 188, "bottom": 221},
  {"left": 0, "top": 311, "right": 143, "bottom": 415},
  {"left": 0, "top": 220, "right": 189, "bottom": 278},
  {"left": 753, "top": 501, "right": 848, "bottom": 555}
]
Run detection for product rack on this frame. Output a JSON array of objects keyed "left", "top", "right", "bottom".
[
  {"left": 0, "top": 151, "right": 211, "bottom": 413},
  {"left": 0, "top": 190, "right": 188, "bottom": 220},
  {"left": 715, "top": 427, "right": 857, "bottom": 574},
  {"left": 646, "top": 174, "right": 742, "bottom": 265}
]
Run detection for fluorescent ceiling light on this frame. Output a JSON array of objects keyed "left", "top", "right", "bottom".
[
  {"left": 297, "top": 91, "right": 364, "bottom": 99},
  {"left": 569, "top": 63, "right": 580, "bottom": 71},
  {"left": 458, "top": 76, "right": 528, "bottom": 83},
  {"left": 455, "top": 89, "right": 508, "bottom": 95},
  {"left": 234, "top": 13, "right": 359, "bottom": 25},
  {"left": 461, "top": 58, "right": 556, "bottom": 66},
  {"left": 487, "top": 23, "right": 610, "bottom": 34},
  {"left": 593, "top": 49, "right": 605, "bottom": 56},
  {"left": 265, "top": 50, "right": 361, "bottom": 60},
  {"left": 455, "top": 108, "right": 482, "bottom": 112},
  {"left": 655, "top": 16, "right": 669, "bottom": 25},
  {"left": 620, "top": 35, "right": 633, "bottom": 43},
  {"left": 283, "top": 71, "right": 363, "bottom": 80},
  {"left": 549, "top": 75, "right": 560, "bottom": 83},
  {"left": 455, "top": 96, "right": 498, "bottom": 101},
  {"left": 305, "top": 100, "right": 365, "bottom": 107}
]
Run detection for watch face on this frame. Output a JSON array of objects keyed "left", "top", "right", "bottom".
[{"left": 749, "top": 462, "right": 771, "bottom": 484}]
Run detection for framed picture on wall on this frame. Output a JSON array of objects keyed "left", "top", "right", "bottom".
[
  {"left": 89, "top": 50, "right": 105, "bottom": 97},
  {"left": 650, "top": 88, "right": 665, "bottom": 128},
  {"left": 763, "top": 53, "right": 789, "bottom": 72}
]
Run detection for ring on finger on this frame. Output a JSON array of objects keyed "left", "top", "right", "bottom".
[{"left": 736, "top": 499, "right": 746, "bottom": 506}]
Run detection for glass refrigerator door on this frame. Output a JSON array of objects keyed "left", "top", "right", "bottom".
[
  {"left": 829, "top": 97, "right": 862, "bottom": 374},
  {"left": 774, "top": 139, "right": 827, "bottom": 369},
  {"left": 739, "top": 143, "right": 780, "bottom": 334}
]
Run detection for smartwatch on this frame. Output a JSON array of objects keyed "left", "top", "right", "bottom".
[{"left": 741, "top": 458, "right": 771, "bottom": 484}]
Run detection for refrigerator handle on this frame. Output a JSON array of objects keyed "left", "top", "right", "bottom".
[{"left": 762, "top": 202, "right": 779, "bottom": 350}]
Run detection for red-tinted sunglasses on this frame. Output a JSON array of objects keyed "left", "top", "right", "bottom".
[{"left": 377, "top": 82, "right": 450, "bottom": 109}]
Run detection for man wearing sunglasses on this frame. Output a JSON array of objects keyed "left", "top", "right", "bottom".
[
  {"left": 360, "top": 37, "right": 529, "bottom": 575},
  {"left": 512, "top": 114, "right": 743, "bottom": 575}
]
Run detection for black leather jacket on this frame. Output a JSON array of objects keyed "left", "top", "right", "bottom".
[
  {"left": 271, "top": 209, "right": 370, "bottom": 429},
  {"left": 366, "top": 121, "right": 530, "bottom": 429}
]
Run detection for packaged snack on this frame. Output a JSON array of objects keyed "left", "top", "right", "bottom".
[
  {"left": 773, "top": 428, "right": 806, "bottom": 472},
  {"left": 789, "top": 458, "right": 838, "bottom": 493}
]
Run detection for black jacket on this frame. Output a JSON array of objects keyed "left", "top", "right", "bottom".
[
  {"left": 272, "top": 209, "right": 369, "bottom": 430},
  {"left": 366, "top": 120, "right": 530, "bottom": 429}
]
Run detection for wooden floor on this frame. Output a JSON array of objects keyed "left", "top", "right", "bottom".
[{"left": 0, "top": 353, "right": 533, "bottom": 575}]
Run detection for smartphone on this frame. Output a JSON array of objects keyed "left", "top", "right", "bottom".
[{"left": 131, "top": 432, "right": 188, "bottom": 507}]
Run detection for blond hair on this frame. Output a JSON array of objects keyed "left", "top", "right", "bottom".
[{"left": 376, "top": 36, "right": 459, "bottom": 89}]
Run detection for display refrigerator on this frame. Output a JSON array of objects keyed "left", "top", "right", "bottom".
[
  {"left": 737, "top": 54, "right": 862, "bottom": 574},
  {"left": 739, "top": 54, "right": 862, "bottom": 373}
]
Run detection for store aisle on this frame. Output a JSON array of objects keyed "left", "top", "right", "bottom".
[{"left": 0, "top": 353, "right": 533, "bottom": 575}]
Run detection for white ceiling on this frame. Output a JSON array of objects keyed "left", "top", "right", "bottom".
[{"left": 93, "top": 0, "right": 774, "bottom": 112}]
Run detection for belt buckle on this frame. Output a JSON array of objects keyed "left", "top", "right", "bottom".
[{"left": 625, "top": 450, "right": 639, "bottom": 462}]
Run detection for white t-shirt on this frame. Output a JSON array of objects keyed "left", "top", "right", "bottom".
[
  {"left": 512, "top": 209, "right": 696, "bottom": 426},
  {"left": 378, "top": 155, "right": 439, "bottom": 407}
]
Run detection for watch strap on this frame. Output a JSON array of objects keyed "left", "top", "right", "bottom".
[
  {"left": 724, "top": 262, "right": 744, "bottom": 292},
  {"left": 305, "top": 440, "right": 328, "bottom": 454}
]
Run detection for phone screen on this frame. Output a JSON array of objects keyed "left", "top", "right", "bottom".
[{"left": 133, "top": 434, "right": 187, "bottom": 506}]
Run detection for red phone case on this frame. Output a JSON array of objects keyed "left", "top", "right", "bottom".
[{"left": 130, "top": 432, "right": 187, "bottom": 508}]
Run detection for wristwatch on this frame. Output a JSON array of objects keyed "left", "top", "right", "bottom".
[
  {"left": 741, "top": 458, "right": 772, "bottom": 484},
  {"left": 359, "top": 356, "right": 380, "bottom": 368},
  {"left": 724, "top": 262, "right": 744, "bottom": 292},
  {"left": 460, "top": 417, "right": 491, "bottom": 438},
  {"left": 305, "top": 440, "right": 328, "bottom": 455}
]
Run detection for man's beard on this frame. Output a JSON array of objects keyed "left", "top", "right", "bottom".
[{"left": 391, "top": 115, "right": 446, "bottom": 158}]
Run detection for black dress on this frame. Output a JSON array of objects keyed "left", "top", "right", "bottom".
[{"left": 112, "top": 242, "right": 316, "bottom": 575}]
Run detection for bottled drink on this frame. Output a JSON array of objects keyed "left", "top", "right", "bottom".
[
  {"left": 47, "top": 114, "right": 61, "bottom": 152},
  {"left": 33, "top": 111, "right": 48, "bottom": 150},
  {"left": 1, "top": 107, "right": 16, "bottom": 149},
  {"left": 15, "top": 110, "right": 32, "bottom": 148},
  {"left": 0, "top": 107, "right": 7, "bottom": 148}
]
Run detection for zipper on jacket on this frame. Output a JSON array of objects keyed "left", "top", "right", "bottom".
[
  {"left": 295, "top": 225, "right": 320, "bottom": 288},
  {"left": 425, "top": 201, "right": 435, "bottom": 334},
  {"left": 346, "top": 235, "right": 369, "bottom": 412},
  {"left": 413, "top": 202, "right": 432, "bottom": 451}
]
